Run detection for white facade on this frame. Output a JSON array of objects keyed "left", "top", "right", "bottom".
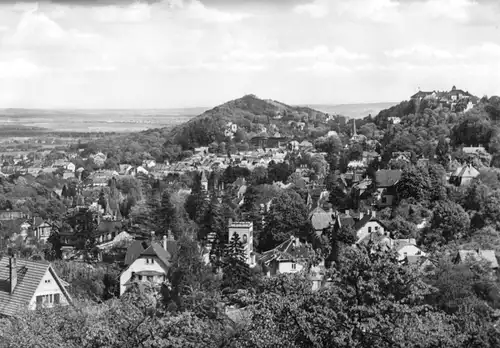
[
  {"left": 29, "top": 269, "right": 70, "bottom": 310},
  {"left": 356, "top": 220, "right": 385, "bottom": 243},
  {"left": 119, "top": 256, "right": 168, "bottom": 296}
]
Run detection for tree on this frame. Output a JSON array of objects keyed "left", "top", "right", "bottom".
[
  {"left": 422, "top": 200, "right": 470, "bottom": 247},
  {"left": 395, "top": 166, "right": 432, "bottom": 204},
  {"left": 155, "top": 189, "right": 176, "bottom": 236},
  {"left": 98, "top": 189, "right": 107, "bottom": 212},
  {"left": 231, "top": 246, "right": 465, "bottom": 348},
  {"left": 260, "top": 190, "right": 308, "bottom": 250},
  {"left": 222, "top": 233, "right": 251, "bottom": 291}
]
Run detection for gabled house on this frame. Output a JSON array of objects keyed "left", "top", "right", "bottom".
[
  {"left": 449, "top": 164, "right": 480, "bottom": 186},
  {"left": 353, "top": 211, "right": 386, "bottom": 244},
  {"left": 30, "top": 217, "right": 52, "bottom": 242},
  {"left": 374, "top": 170, "right": 402, "bottom": 207},
  {"left": 0, "top": 256, "right": 72, "bottom": 317},
  {"left": 260, "top": 236, "right": 313, "bottom": 276},
  {"left": 119, "top": 239, "right": 172, "bottom": 296}
]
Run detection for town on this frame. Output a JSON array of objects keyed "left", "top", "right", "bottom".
[{"left": 1, "top": 85, "right": 500, "bottom": 347}]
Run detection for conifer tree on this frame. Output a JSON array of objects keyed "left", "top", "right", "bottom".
[
  {"left": 98, "top": 189, "right": 107, "bottom": 211},
  {"left": 222, "top": 233, "right": 251, "bottom": 290},
  {"left": 155, "top": 189, "right": 177, "bottom": 237}
]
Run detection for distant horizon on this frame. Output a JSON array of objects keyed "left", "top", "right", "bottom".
[{"left": 0, "top": 100, "right": 399, "bottom": 111}]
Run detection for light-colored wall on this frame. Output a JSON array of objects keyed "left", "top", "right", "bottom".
[
  {"left": 119, "top": 257, "right": 167, "bottom": 296},
  {"left": 397, "top": 245, "right": 425, "bottom": 261},
  {"left": 356, "top": 221, "right": 385, "bottom": 243},
  {"left": 266, "top": 260, "right": 305, "bottom": 276},
  {"left": 29, "top": 269, "right": 69, "bottom": 310},
  {"left": 228, "top": 224, "right": 254, "bottom": 266},
  {"left": 278, "top": 261, "right": 304, "bottom": 274}
]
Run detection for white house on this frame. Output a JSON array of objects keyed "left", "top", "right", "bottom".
[
  {"left": 353, "top": 212, "right": 386, "bottom": 244},
  {"left": 260, "top": 236, "right": 311, "bottom": 276},
  {"left": 119, "top": 238, "right": 172, "bottom": 296},
  {"left": 0, "top": 256, "right": 72, "bottom": 316}
]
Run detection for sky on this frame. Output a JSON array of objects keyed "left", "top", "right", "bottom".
[{"left": 0, "top": 0, "right": 499, "bottom": 109}]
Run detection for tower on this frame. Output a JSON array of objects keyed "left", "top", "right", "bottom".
[
  {"left": 228, "top": 221, "right": 255, "bottom": 266},
  {"left": 200, "top": 171, "right": 208, "bottom": 191}
]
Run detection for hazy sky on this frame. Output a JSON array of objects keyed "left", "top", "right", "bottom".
[{"left": 0, "top": 0, "right": 499, "bottom": 108}]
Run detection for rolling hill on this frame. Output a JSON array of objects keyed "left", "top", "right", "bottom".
[{"left": 167, "top": 94, "right": 331, "bottom": 149}]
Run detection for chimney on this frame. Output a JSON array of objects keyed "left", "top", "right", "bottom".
[
  {"left": 163, "top": 234, "right": 167, "bottom": 251},
  {"left": 9, "top": 256, "right": 17, "bottom": 294},
  {"left": 359, "top": 212, "right": 364, "bottom": 220},
  {"left": 228, "top": 218, "right": 233, "bottom": 226},
  {"left": 371, "top": 210, "right": 376, "bottom": 218},
  {"left": 151, "top": 231, "right": 155, "bottom": 243}
]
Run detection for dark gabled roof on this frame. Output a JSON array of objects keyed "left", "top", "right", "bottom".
[
  {"left": 0, "top": 258, "right": 71, "bottom": 317},
  {"left": 260, "top": 237, "right": 312, "bottom": 264},
  {"left": 353, "top": 215, "right": 386, "bottom": 232},
  {"left": 124, "top": 240, "right": 146, "bottom": 266},
  {"left": 141, "top": 242, "right": 172, "bottom": 268},
  {"left": 375, "top": 170, "right": 402, "bottom": 188}
]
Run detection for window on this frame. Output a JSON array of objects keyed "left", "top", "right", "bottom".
[
  {"left": 375, "top": 226, "right": 379, "bottom": 231},
  {"left": 44, "top": 279, "right": 51, "bottom": 284},
  {"left": 291, "top": 263, "right": 297, "bottom": 270},
  {"left": 368, "top": 227, "right": 372, "bottom": 233},
  {"left": 242, "top": 234, "right": 248, "bottom": 244},
  {"left": 54, "top": 294, "right": 60, "bottom": 305},
  {"left": 147, "top": 276, "right": 153, "bottom": 282},
  {"left": 146, "top": 258, "right": 154, "bottom": 264},
  {"left": 138, "top": 275, "right": 143, "bottom": 281},
  {"left": 381, "top": 196, "right": 387, "bottom": 204}
]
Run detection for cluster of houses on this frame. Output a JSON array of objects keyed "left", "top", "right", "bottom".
[{"left": 410, "top": 85, "right": 478, "bottom": 112}]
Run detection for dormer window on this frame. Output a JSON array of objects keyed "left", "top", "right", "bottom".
[{"left": 146, "top": 258, "right": 154, "bottom": 264}]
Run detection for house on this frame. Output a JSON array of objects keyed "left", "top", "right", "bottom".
[
  {"left": 62, "top": 171, "right": 74, "bottom": 180},
  {"left": 374, "top": 170, "right": 402, "bottom": 207},
  {"left": 30, "top": 217, "right": 52, "bottom": 242},
  {"left": 309, "top": 206, "right": 334, "bottom": 235},
  {"left": 353, "top": 211, "right": 386, "bottom": 244},
  {"left": 359, "top": 234, "right": 426, "bottom": 262},
  {"left": 388, "top": 117, "right": 401, "bottom": 124},
  {"left": 91, "top": 152, "right": 107, "bottom": 167},
  {"left": 450, "top": 164, "right": 480, "bottom": 186},
  {"left": 391, "top": 238, "right": 426, "bottom": 261},
  {"left": 119, "top": 237, "right": 172, "bottom": 296},
  {"left": 0, "top": 211, "right": 26, "bottom": 221},
  {"left": 0, "top": 256, "right": 72, "bottom": 316},
  {"left": 454, "top": 249, "right": 499, "bottom": 270},
  {"left": 260, "top": 236, "right": 312, "bottom": 276}
]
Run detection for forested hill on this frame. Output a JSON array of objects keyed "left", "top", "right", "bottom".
[
  {"left": 166, "top": 94, "right": 329, "bottom": 149},
  {"left": 352, "top": 94, "right": 500, "bottom": 166}
]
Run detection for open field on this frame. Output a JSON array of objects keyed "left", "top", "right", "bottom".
[{"left": 0, "top": 108, "right": 207, "bottom": 134}]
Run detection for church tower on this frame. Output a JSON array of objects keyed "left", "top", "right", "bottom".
[{"left": 228, "top": 221, "right": 255, "bottom": 267}]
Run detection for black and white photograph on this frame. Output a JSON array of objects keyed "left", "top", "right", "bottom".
[{"left": 0, "top": 0, "right": 500, "bottom": 347}]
